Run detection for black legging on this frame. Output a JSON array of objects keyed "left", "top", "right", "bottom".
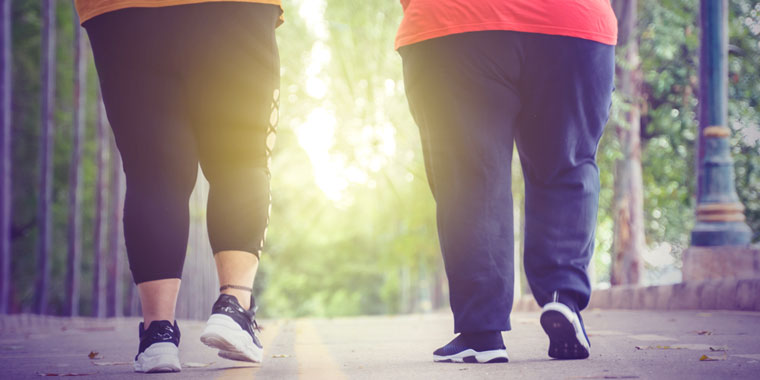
[{"left": 85, "top": 2, "right": 280, "bottom": 284}]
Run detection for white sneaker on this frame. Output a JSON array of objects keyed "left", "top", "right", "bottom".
[
  {"left": 540, "top": 299, "right": 590, "bottom": 359},
  {"left": 133, "top": 320, "right": 181, "bottom": 373},
  {"left": 200, "top": 294, "right": 263, "bottom": 363},
  {"left": 432, "top": 332, "right": 509, "bottom": 363}
]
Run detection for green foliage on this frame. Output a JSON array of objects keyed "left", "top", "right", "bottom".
[
  {"left": 9, "top": 1, "right": 103, "bottom": 314},
  {"left": 596, "top": 0, "right": 760, "bottom": 285},
  {"left": 257, "top": 0, "right": 441, "bottom": 317}
]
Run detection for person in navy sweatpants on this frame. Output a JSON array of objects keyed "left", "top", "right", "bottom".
[{"left": 400, "top": 30, "right": 615, "bottom": 362}]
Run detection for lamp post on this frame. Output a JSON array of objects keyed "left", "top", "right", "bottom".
[{"left": 691, "top": 0, "right": 752, "bottom": 247}]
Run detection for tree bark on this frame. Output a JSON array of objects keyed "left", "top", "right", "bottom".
[
  {"left": 106, "top": 136, "right": 123, "bottom": 318},
  {"left": 92, "top": 93, "right": 107, "bottom": 318},
  {"left": 610, "top": 0, "right": 645, "bottom": 286},
  {"left": 34, "top": 0, "right": 56, "bottom": 314},
  {"left": 0, "top": 0, "right": 11, "bottom": 315},
  {"left": 65, "top": 11, "right": 86, "bottom": 317}
]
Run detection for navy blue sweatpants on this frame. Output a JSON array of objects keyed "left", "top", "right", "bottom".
[{"left": 400, "top": 31, "right": 614, "bottom": 333}]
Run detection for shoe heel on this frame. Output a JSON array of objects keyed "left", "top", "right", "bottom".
[{"left": 201, "top": 314, "right": 263, "bottom": 363}]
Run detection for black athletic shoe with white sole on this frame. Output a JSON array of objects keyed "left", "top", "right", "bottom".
[
  {"left": 433, "top": 331, "right": 509, "bottom": 363},
  {"left": 200, "top": 294, "right": 263, "bottom": 363},
  {"left": 540, "top": 298, "right": 590, "bottom": 360},
  {"left": 133, "top": 320, "right": 181, "bottom": 373}
]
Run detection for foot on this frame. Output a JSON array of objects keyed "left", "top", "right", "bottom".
[
  {"left": 433, "top": 331, "right": 509, "bottom": 363},
  {"left": 540, "top": 296, "right": 590, "bottom": 359},
  {"left": 133, "top": 320, "right": 181, "bottom": 373},
  {"left": 200, "top": 294, "right": 263, "bottom": 363}
]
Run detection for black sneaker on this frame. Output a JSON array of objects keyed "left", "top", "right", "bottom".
[
  {"left": 540, "top": 292, "right": 590, "bottom": 359},
  {"left": 200, "top": 294, "right": 263, "bottom": 363},
  {"left": 133, "top": 320, "right": 181, "bottom": 373},
  {"left": 433, "top": 331, "right": 509, "bottom": 363}
]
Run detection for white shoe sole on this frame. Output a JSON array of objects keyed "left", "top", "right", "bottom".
[
  {"left": 434, "top": 348, "right": 509, "bottom": 363},
  {"left": 200, "top": 314, "right": 263, "bottom": 363},
  {"left": 540, "top": 302, "right": 590, "bottom": 359},
  {"left": 133, "top": 342, "right": 181, "bottom": 373}
]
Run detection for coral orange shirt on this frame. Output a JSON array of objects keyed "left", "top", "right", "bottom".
[
  {"left": 75, "top": 0, "right": 283, "bottom": 25},
  {"left": 396, "top": 0, "right": 617, "bottom": 50}
]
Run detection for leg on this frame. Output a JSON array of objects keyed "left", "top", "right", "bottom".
[
  {"left": 185, "top": 3, "right": 279, "bottom": 309},
  {"left": 515, "top": 34, "right": 615, "bottom": 311},
  {"left": 182, "top": 2, "right": 280, "bottom": 363},
  {"left": 215, "top": 251, "right": 259, "bottom": 310},
  {"left": 86, "top": 9, "right": 198, "bottom": 325},
  {"left": 138, "top": 279, "right": 181, "bottom": 326},
  {"left": 85, "top": 8, "right": 200, "bottom": 372},
  {"left": 401, "top": 31, "right": 524, "bottom": 334}
]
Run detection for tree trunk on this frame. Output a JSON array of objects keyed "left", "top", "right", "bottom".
[
  {"left": 65, "top": 12, "right": 87, "bottom": 317},
  {"left": 34, "top": 0, "right": 56, "bottom": 314},
  {"left": 610, "top": 0, "right": 645, "bottom": 286},
  {"left": 0, "top": 0, "right": 11, "bottom": 315},
  {"left": 106, "top": 136, "right": 123, "bottom": 318},
  {"left": 92, "top": 93, "right": 107, "bottom": 318}
]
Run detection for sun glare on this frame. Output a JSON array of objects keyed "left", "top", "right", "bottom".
[{"left": 294, "top": 0, "right": 399, "bottom": 204}]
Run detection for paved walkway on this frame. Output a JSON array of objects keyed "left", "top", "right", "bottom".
[{"left": 1, "top": 309, "right": 759, "bottom": 379}]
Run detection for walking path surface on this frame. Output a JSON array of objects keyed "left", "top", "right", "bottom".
[{"left": 1, "top": 309, "right": 759, "bottom": 379}]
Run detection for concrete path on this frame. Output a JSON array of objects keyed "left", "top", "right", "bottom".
[{"left": 1, "top": 309, "right": 759, "bottom": 379}]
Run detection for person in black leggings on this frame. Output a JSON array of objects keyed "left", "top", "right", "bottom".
[{"left": 84, "top": 1, "right": 279, "bottom": 371}]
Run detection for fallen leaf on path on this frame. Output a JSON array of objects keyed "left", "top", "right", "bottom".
[
  {"left": 696, "top": 313, "right": 712, "bottom": 317},
  {"left": 699, "top": 354, "right": 725, "bottom": 361},
  {"left": 87, "top": 351, "right": 101, "bottom": 360},
  {"left": 37, "top": 372, "right": 93, "bottom": 377},
  {"left": 568, "top": 376, "right": 639, "bottom": 379},
  {"left": 709, "top": 346, "right": 728, "bottom": 352},
  {"left": 183, "top": 362, "right": 214, "bottom": 368},
  {"left": 696, "top": 330, "right": 712, "bottom": 335},
  {"left": 91, "top": 361, "right": 130, "bottom": 366},
  {"left": 272, "top": 354, "right": 290, "bottom": 358}
]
